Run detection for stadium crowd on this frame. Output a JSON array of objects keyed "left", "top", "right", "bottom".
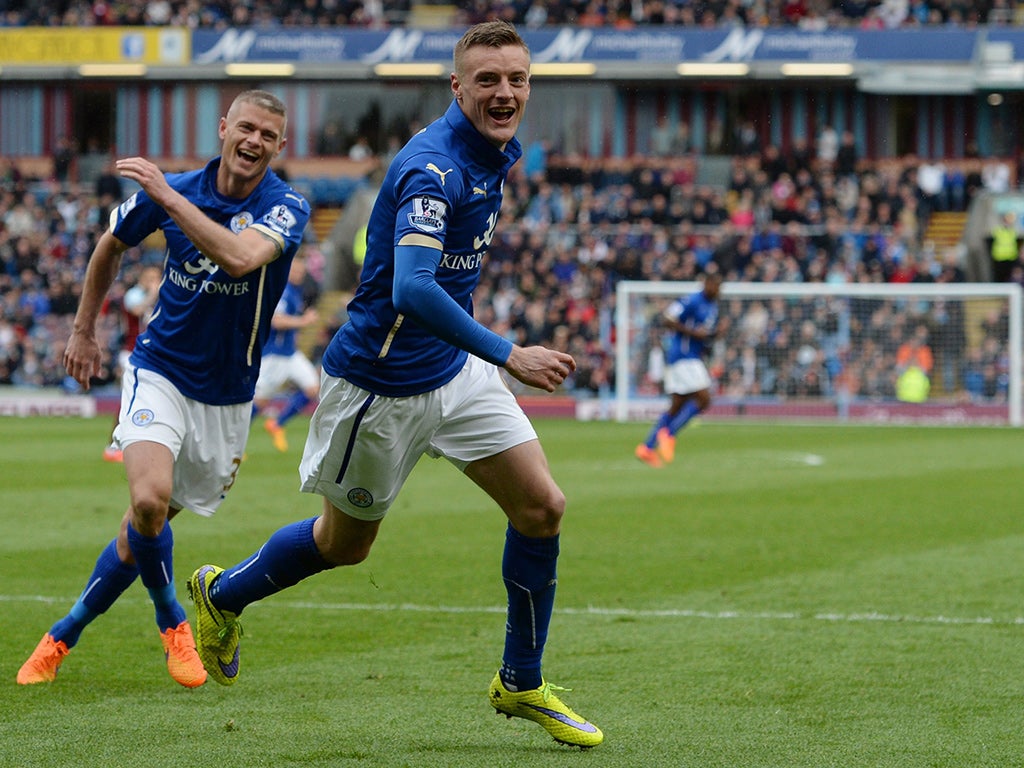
[
  {"left": 0, "top": 128, "right": 1016, "bottom": 406},
  {"left": 0, "top": 0, "right": 1014, "bottom": 29}
]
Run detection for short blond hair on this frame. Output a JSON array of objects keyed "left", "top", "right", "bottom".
[{"left": 231, "top": 90, "right": 287, "bottom": 119}]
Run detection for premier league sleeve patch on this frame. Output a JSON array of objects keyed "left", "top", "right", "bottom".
[
  {"left": 261, "top": 204, "right": 298, "bottom": 237},
  {"left": 408, "top": 196, "right": 447, "bottom": 235},
  {"left": 117, "top": 192, "right": 140, "bottom": 222}
]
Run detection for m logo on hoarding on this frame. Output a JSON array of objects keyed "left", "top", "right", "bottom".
[
  {"left": 196, "top": 29, "right": 257, "bottom": 63},
  {"left": 533, "top": 29, "right": 593, "bottom": 63},
  {"left": 363, "top": 30, "right": 424, "bottom": 63},
  {"left": 702, "top": 29, "right": 764, "bottom": 62}
]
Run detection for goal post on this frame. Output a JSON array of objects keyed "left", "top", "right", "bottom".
[{"left": 614, "top": 280, "right": 1023, "bottom": 426}]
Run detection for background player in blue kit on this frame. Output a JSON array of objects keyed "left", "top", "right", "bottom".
[
  {"left": 188, "top": 22, "right": 603, "bottom": 748},
  {"left": 635, "top": 269, "right": 723, "bottom": 469},
  {"left": 252, "top": 249, "right": 321, "bottom": 452},
  {"left": 17, "top": 90, "right": 310, "bottom": 687}
]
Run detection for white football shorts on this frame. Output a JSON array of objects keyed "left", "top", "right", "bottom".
[
  {"left": 663, "top": 358, "right": 712, "bottom": 396},
  {"left": 299, "top": 354, "right": 537, "bottom": 521},
  {"left": 254, "top": 351, "right": 319, "bottom": 399},
  {"left": 113, "top": 363, "right": 250, "bottom": 517}
]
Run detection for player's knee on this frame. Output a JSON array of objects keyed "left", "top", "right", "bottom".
[
  {"left": 320, "top": 540, "right": 372, "bottom": 567},
  {"left": 515, "top": 486, "right": 565, "bottom": 537},
  {"left": 127, "top": 493, "right": 171, "bottom": 536},
  {"left": 314, "top": 508, "right": 379, "bottom": 566}
]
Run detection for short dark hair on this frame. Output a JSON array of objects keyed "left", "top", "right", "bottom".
[{"left": 454, "top": 21, "right": 529, "bottom": 76}]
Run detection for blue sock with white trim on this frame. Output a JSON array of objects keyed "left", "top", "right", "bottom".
[
  {"left": 209, "top": 517, "right": 331, "bottom": 615},
  {"left": 644, "top": 413, "right": 671, "bottom": 448},
  {"left": 499, "top": 523, "right": 558, "bottom": 692},
  {"left": 667, "top": 400, "right": 701, "bottom": 435},
  {"left": 126, "top": 522, "right": 185, "bottom": 632},
  {"left": 49, "top": 539, "right": 139, "bottom": 648}
]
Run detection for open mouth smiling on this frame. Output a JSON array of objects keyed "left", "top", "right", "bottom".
[
  {"left": 237, "top": 148, "right": 261, "bottom": 165},
  {"left": 489, "top": 105, "right": 515, "bottom": 125}
]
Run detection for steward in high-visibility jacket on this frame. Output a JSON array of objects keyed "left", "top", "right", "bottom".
[{"left": 990, "top": 214, "right": 1019, "bottom": 282}]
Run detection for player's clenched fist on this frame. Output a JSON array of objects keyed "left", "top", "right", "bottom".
[{"left": 504, "top": 345, "right": 576, "bottom": 393}]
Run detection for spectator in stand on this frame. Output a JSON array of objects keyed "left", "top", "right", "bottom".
[
  {"left": 650, "top": 115, "right": 673, "bottom": 157},
  {"left": 316, "top": 121, "right": 346, "bottom": 156},
  {"left": 94, "top": 157, "right": 124, "bottom": 224},
  {"left": 982, "top": 158, "right": 1011, "bottom": 193},
  {"left": 816, "top": 124, "right": 839, "bottom": 169},
  {"left": 895, "top": 323, "right": 934, "bottom": 403},
  {"left": 670, "top": 121, "right": 693, "bottom": 156},
  {"left": 1, "top": 0, "right": 1005, "bottom": 27},
  {"left": 836, "top": 130, "right": 859, "bottom": 178},
  {"left": 51, "top": 136, "right": 77, "bottom": 183},
  {"left": 987, "top": 211, "right": 1020, "bottom": 283},
  {"left": 916, "top": 157, "right": 946, "bottom": 220},
  {"left": 347, "top": 135, "right": 373, "bottom": 161}
]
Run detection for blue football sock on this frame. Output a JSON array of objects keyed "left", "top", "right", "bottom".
[
  {"left": 276, "top": 391, "right": 311, "bottom": 426},
  {"left": 49, "top": 539, "right": 139, "bottom": 648},
  {"left": 668, "top": 400, "right": 701, "bottom": 435},
  {"left": 210, "top": 517, "right": 331, "bottom": 616},
  {"left": 499, "top": 523, "right": 559, "bottom": 692},
  {"left": 126, "top": 522, "right": 185, "bottom": 632},
  {"left": 644, "top": 413, "right": 671, "bottom": 448}
]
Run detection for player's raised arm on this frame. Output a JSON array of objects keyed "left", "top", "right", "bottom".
[
  {"left": 116, "top": 157, "right": 281, "bottom": 279},
  {"left": 114, "top": 90, "right": 294, "bottom": 278}
]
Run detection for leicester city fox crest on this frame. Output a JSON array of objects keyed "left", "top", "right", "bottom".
[
  {"left": 131, "top": 408, "right": 155, "bottom": 427},
  {"left": 408, "top": 195, "right": 447, "bottom": 235},
  {"left": 230, "top": 211, "right": 254, "bottom": 233}
]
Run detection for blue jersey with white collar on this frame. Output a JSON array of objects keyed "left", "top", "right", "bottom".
[
  {"left": 322, "top": 101, "right": 521, "bottom": 396},
  {"left": 665, "top": 289, "right": 718, "bottom": 364},
  {"left": 115, "top": 158, "right": 310, "bottom": 405}
]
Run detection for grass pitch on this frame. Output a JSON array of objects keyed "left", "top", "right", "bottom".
[{"left": 2, "top": 415, "right": 1023, "bottom": 767}]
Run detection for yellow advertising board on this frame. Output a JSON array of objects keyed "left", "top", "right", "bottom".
[{"left": 0, "top": 27, "right": 189, "bottom": 65}]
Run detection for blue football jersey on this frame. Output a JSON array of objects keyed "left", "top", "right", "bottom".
[
  {"left": 115, "top": 158, "right": 310, "bottom": 405},
  {"left": 322, "top": 101, "right": 522, "bottom": 397},
  {"left": 263, "top": 281, "right": 304, "bottom": 358},
  {"left": 665, "top": 289, "right": 719, "bottom": 364}
]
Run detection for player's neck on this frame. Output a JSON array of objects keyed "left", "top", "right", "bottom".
[{"left": 216, "top": 169, "right": 263, "bottom": 200}]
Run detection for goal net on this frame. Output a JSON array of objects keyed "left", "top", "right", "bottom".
[{"left": 613, "top": 281, "right": 1023, "bottom": 426}]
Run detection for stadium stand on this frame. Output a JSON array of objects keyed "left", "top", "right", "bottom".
[
  {"left": 1, "top": 137, "right": 1016, "bottom": 410},
  {"left": 0, "top": 0, "right": 1010, "bottom": 28}
]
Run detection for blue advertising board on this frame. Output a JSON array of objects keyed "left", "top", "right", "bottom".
[{"left": 192, "top": 27, "right": 988, "bottom": 65}]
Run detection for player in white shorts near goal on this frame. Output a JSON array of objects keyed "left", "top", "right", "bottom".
[{"left": 636, "top": 269, "right": 723, "bottom": 468}]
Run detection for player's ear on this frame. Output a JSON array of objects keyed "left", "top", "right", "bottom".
[{"left": 451, "top": 73, "right": 462, "bottom": 102}]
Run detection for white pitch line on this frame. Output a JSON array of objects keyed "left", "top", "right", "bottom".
[{"left": 2, "top": 594, "right": 1022, "bottom": 627}]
